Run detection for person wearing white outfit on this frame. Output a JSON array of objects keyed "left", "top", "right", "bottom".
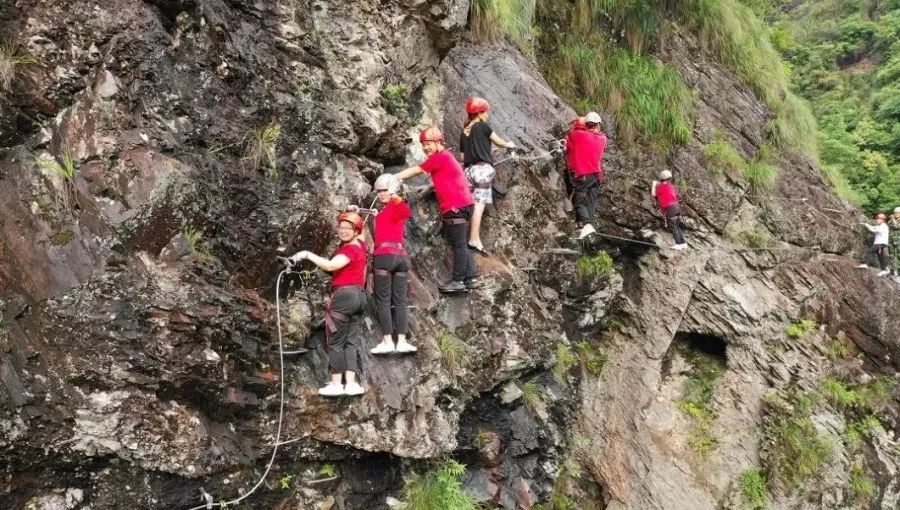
[{"left": 857, "top": 212, "right": 891, "bottom": 276}]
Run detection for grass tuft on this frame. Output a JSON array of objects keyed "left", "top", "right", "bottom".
[
  {"left": 849, "top": 463, "right": 875, "bottom": 505},
  {"left": 402, "top": 460, "right": 477, "bottom": 510},
  {"left": 743, "top": 160, "right": 778, "bottom": 195},
  {"left": 676, "top": 346, "right": 725, "bottom": 456},
  {"left": 380, "top": 85, "right": 409, "bottom": 117},
  {"left": 246, "top": 123, "right": 281, "bottom": 179},
  {"left": 575, "top": 340, "right": 606, "bottom": 376},
  {"left": 0, "top": 42, "right": 40, "bottom": 91},
  {"left": 786, "top": 319, "right": 817, "bottom": 339},
  {"left": 518, "top": 378, "right": 543, "bottom": 412},
  {"left": 438, "top": 331, "right": 471, "bottom": 375},
  {"left": 470, "top": 0, "right": 537, "bottom": 52},
  {"left": 553, "top": 343, "right": 578, "bottom": 383},
  {"left": 576, "top": 251, "right": 614, "bottom": 278},
  {"left": 704, "top": 134, "right": 746, "bottom": 175},
  {"left": 738, "top": 468, "right": 769, "bottom": 510}
]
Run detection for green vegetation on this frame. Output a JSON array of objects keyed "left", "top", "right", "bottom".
[
  {"left": 849, "top": 463, "right": 876, "bottom": 504},
  {"left": 279, "top": 474, "right": 293, "bottom": 490},
  {"left": 50, "top": 228, "right": 74, "bottom": 246},
  {"left": 785, "top": 319, "right": 816, "bottom": 339},
  {"left": 553, "top": 342, "right": 578, "bottom": 382},
  {"left": 743, "top": 160, "right": 778, "bottom": 195},
  {"left": 676, "top": 346, "right": 726, "bottom": 456},
  {"left": 379, "top": 85, "right": 409, "bottom": 117},
  {"left": 575, "top": 340, "right": 606, "bottom": 376},
  {"left": 769, "top": 0, "right": 900, "bottom": 211},
  {"left": 246, "top": 123, "right": 280, "bottom": 179},
  {"left": 402, "top": 460, "right": 477, "bottom": 510},
  {"left": 545, "top": 34, "right": 693, "bottom": 151},
  {"left": 825, "top": 336, "right": 851, "bottom": 360},
  {"left": 35, "top": 151, "right": 77, "bottom": 182},
  {"left": 820, "top": 376, "right": 895, "bottom": 412},
  {"left": 0, "top": 42, "right": 39, "bottom": 91},
  {"left": 738, "top": 468, "right": 770, "bottom": 510},
  {"left": 762, "top": 391, "right": 833, "bottom": 488},
  {"left": 518, "top": 378, "right": 543, "bottom": 412},
  {"left": 704, "top": 133, "right": 746, "bottom": 175},
  {"left": 470, "top": 0, "right": 537, "bottom": 52},
  {"left": 843, "top": 415, "right": 883, "bottom": 451},
  {"left": 576, "top": 251, "right": 614, "bottom": 278},
  {"left": 319, "top": 463, "right": 337, "bottom": 478},
  {"left": 727, "top": 226, "right": 774, "bottom": 248},
  {"left": 438, "top": 331, "right": 471, "bottom": 375},
  {"left": 182, "top": 226, "right": 213, "bottom": 261}
]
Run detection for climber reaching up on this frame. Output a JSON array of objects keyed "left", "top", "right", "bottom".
[
  {"left": 651, "top": 170, "right": 687, "bottom": 250},
  {"left": 288, "top": 212, "right": 368, "bottom": 397},
  {"left": 856, "top": 212, "right": 890, "bottom": 277},
  {"left": 565, "top": 111, "right": 607, "bottom": 239},
  {"left": 395, "top": 126, "right": 479, "bottom": 294},
  {"left": 888, "top": 207, "right": 900, "bottom": 277},
  {"left": 363, "top": 174, "right": 417, "bottom": 355},
  {"left": 459, "top": 97, "right": 516, "bottom": 256}
]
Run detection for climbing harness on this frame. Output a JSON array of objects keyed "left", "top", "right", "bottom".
[{"left": 185, "top": 268, "right": 291, "bottom": 510}]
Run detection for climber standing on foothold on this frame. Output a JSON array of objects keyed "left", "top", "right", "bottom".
[
  {"left": 565, "top": 111, "right": 607, "bottom": 239},
  {"left": 289, "top": 211, "right": 369, "bottom": 397},
  {"left": 364, "top": 174, "right": 417, "bottom": 355},
  {"left": 856, "top": 212, "right": 891, "bottom": 277},
  {"left": 888, "top": 207, "right": 900, "bottom": 276},
  {"left": 651, "top": 170, "right": 687, "bottom": 250},
  {"left": 459, "top": 97, "right": 516, "bottom": 256},
  {"left": 395, "top": 126, "right": 478, "bottom": 294}
]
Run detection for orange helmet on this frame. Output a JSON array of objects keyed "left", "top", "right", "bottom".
[
  {"left": 572, "top": 117, "right": 586, "bottom": 130},
  {"left": 338, "top": 211, "right": 365, "bottom": 232},
  {"left": 419, "top": 126, "right": 445, "bottom": 143},
  {"left": 465, "top": 97, "right": 491, "bottom": 115}
]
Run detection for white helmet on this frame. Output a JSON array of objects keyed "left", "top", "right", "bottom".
[
  {"left": 894, "top": 206, "right": 900, "bottom": 214},
  {"left": 585, "top": 111, "right": 602, "bottom": 125},
  {"left": 659, "top": 169, "right": 673, "bottom": 180},
  {"left": 374, "top": 173, "right": 401, "bottom": 195}
]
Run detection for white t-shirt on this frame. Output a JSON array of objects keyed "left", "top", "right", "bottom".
[{"left": 868, "top": 223, "right": 889, "bottom": 245}]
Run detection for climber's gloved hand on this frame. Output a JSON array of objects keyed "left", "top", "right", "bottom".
[
  {"left": 346, "top": 205, "right": 360, "bottom": 213},
  {"left": 289, "top": 251, "right": 311, "bottom": 264}
]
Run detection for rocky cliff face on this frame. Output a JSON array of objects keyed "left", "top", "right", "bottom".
[{"left": 1, "top": 1, "right": 898, "bottom": 510}]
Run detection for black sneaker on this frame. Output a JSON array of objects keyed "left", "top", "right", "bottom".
[
  {"left": 464, "top": 277, "right": 482, "bottom": 289},
  {"left": 439, "top": 281, "right": 468, "bottom": 293}
]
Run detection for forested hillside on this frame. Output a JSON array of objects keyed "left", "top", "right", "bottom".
[{"left": 753, "top": 0, "right": 900, "bottom": 212}]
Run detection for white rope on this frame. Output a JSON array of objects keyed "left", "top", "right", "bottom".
[{"left": 186, "top": 269, "right": 289, "bottom": 510}]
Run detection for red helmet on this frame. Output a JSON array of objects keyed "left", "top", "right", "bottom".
[
  {"left": 465, "top": 97, "right": 491, "bottom": 115},
  {"left": 338, "top": 211, "right": 365, "bottom": 232},
  {"left": 419, "top": 126, "right": 445, "bottom": 143},
  {"left": 572, "top": 117, "right": 587, "bottom": 130}
]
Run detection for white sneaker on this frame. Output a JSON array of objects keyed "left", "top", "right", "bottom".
[
  {"left": 878, "top": 270, "right": 890, "bottom": 276},
  {"left": 671, "top": 243, "right": 687, "bottom": 250},
  {"left": 343, "top": 381, "right": 365, "bottom": 396},
  {"left": 577, "top": 224, "right": 596, "bottom": 239},
  {"left": 395, "top": 341, "right": 418, "bottom": 353},
  {"left": 370, "top": 342, "right": 395, "bottom": 354},
  {"left": 856, "top": 264, "right": 869, "bottom": 268},
  {"left": 318, "top": 382, "right": 344, "bottom": 397}
]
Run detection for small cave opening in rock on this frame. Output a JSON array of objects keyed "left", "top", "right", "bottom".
[
  {"left": 677, "top": 331, "right": 727, "bottom": 362},
  {"left": 146, "top": 0, "right": 197, "bottom": 32}
]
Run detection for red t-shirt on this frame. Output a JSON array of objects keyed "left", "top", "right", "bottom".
[
  {"left": 655, "top": 181, "right": 678, "bottom": 211},
  {"left": 374, "top": 197, "right": 411, "bottom": 254},
  {"left": 331, "top": 240, "right": 367, "bottom": 288},
  {"left": 565, "top": 129, "right": 607, "bottom": 179},
  {"left": 419, "top": 149, "right": 474, "bottom": 214}
]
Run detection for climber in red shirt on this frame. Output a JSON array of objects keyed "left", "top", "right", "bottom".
[
  {"left": 362, "top": 173, "right": 417, "bottom": 355},
  {"left": 565, "top": 111, "right": 607, "bottom": 239},
  {"left": 289, "top": 211, "right": 368, "bottom": 397},
  {"left": 395, "top": 126, "right": 478, "bottom": 294},
  {"left": 651, "top": 169, "right": 687, "bottom": 250}
]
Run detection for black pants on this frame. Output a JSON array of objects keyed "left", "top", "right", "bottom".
[
  {"left": 327, "top": 286, "right": 366, "bottom": 373},
  {"left": 863, "top": 244, "right": 888, "bottom": 270},
  {"left": 665, "top": 204, "right": 685, "bottom": 245},
  {"left": 373, "top": 254, "right": 410, "bottom": 335},
  {"left": 442, "top": 205, "right": 477, "bottom": 282},
  {"left": 573, "top": 173, "right": 601, "bottom": 225}
]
